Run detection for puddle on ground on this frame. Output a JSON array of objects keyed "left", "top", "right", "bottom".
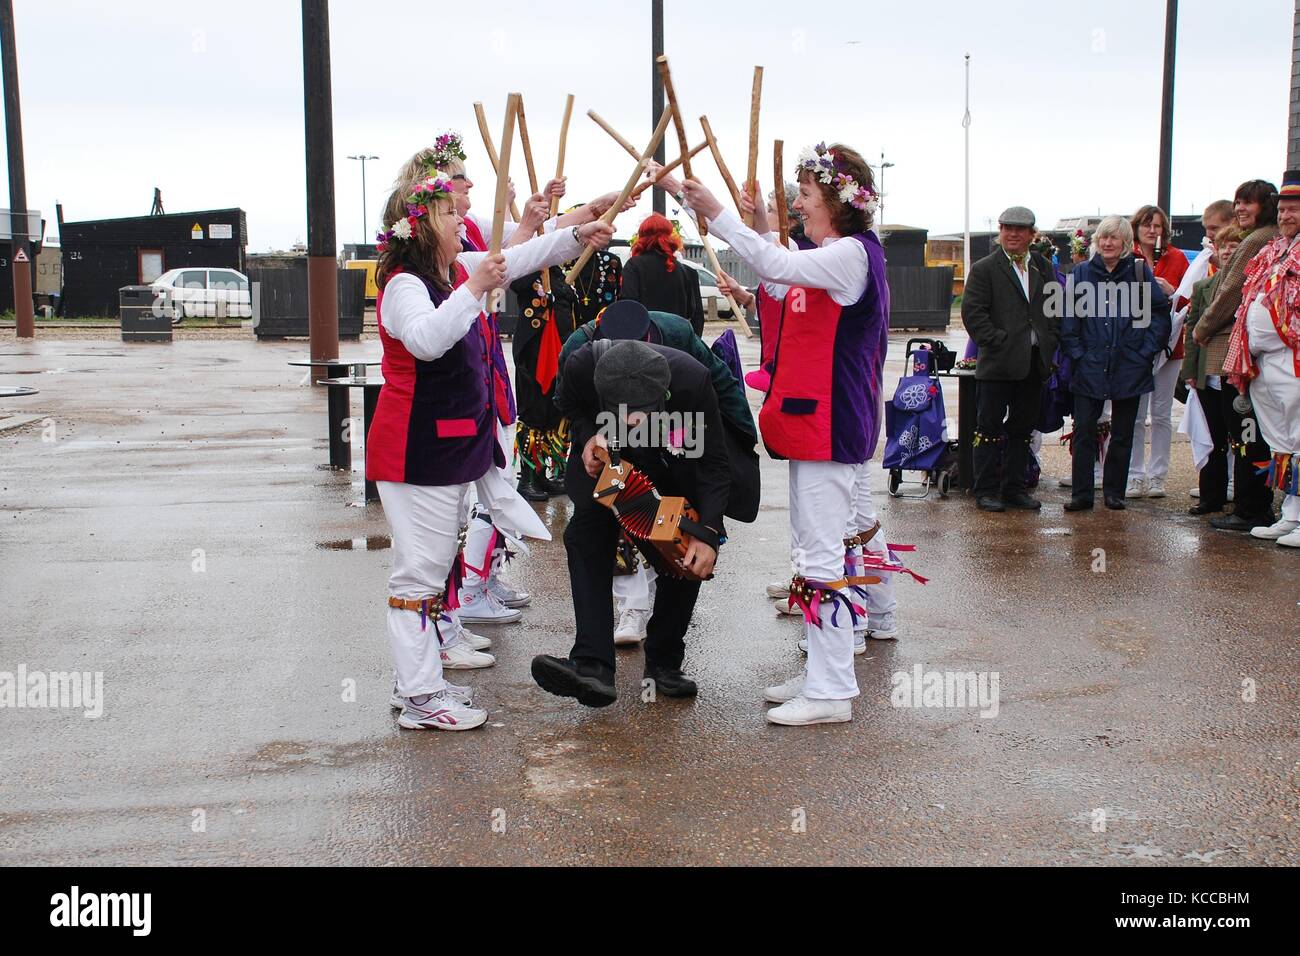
[{"left": 317, "top": 536, "right": 391, "bottom": 551}]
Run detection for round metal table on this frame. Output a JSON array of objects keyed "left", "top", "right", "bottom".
[
  {"left": 318, "top": 375, "right": 385, "bottom": 502},
  {"left": 289, "top": 359, "right": 380, "bottom": 468}
]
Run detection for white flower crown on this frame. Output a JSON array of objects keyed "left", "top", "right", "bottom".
[{"left": 795, "top": 142, "right": 879, "bottom": 216}]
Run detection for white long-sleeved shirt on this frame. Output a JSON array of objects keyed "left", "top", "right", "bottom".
[
  {"left": 381, "top": 226, "right": 584, "bottom": 362},
  {"left": 700, "top": 208, "right": 870, "bottom": 307}
]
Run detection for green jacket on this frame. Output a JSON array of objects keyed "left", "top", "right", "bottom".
[
  {"left": 1180, "top": 271, "right": 1223, "bottom": 390},
  {"left": 560, "top": 310, "right": 758, "bottom": 443}
]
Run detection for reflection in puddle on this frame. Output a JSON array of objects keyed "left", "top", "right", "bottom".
[{"left": 317, "top": 536, "right": 391, "bottom": 551}]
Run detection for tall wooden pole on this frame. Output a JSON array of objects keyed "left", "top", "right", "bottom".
[
  {"left": 302, "top": 0, "right": 338, "bottom": 368},
  {"left": 1157, "top": 0, "right": 1178, "bottom": 214},
  {"left": 1, "top": 0, "right": 33, "bottom": 338}
]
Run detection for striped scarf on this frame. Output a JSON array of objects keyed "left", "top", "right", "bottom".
[{"left": 1225, "top": 234, "right": 1300, "bottom": 391}]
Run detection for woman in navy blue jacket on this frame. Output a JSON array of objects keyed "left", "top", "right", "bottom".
[{"left": 1061, "top": 216, "right": 1172, "bottom": 511}]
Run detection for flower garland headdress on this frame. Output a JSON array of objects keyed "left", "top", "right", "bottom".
[
  {"left": 376, "top": 175, "right": 456, "bottom": 252},
  {"left": 427, "top": 131, "right": 467, "bottom": 172},
  {"left": 1068, "top": 229, "right": 1088, "bottom": 257},
  {"left": 796, "top": 142, "right": 879, "bottom": 216}
]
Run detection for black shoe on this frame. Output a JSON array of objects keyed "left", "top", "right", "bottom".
[
  {"left": 1003, "top": 492, "right": 1042, "bottom": 511},
  {"left": 530, "top": 655, "right": 617, "bottom": 707},
  {"left": 645, "top": 663, "right": 698, "bottom": 698},
  {"left": 975, "top": 495, "right": 1006, "bottom": 512},
  {"left": 541, "top": 475, "right": 568, "bottom": 497},
  {"left": 1104, "top": 495, "right": 1126, "bottom": 510},
  {"left": 1188, "top": 502, "right": 1225, "bottom": 516},
  {"left": 517, "top": 472, "right": 549, "bottom": 502},
  {"left": 1210, "top": 512, "right": 1272, "bottom": 532},
  {"left": 1064, "top": 498, "right": 1094, "bottom": 512}
]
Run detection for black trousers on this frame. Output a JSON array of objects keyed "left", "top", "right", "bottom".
[
  {"left": 1071, "top": 394, "right": 1139, "bottom": 501},
  {"left": 972, "top": 351, "right": 1042, "bottom": 497},
  {"left": 1219, "top": 382, "right": 1275, "bottom": 522},
  {"left": 1196, "top": 385, "right": 1230, "bottom": 508},
  {"left": 563, "top": 446, "right": 700, "bottom": 672}
]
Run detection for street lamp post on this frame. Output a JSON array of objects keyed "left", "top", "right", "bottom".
[
  {"left": 348, "top": 154, "right": 379, "bottom": 246},
  {"left": 876, "top": 152, "right": 895, "bottom": 227}
]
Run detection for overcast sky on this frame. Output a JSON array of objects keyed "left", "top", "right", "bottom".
[{"left": 4, "top": 0, "right": 1293, "bottom": 251}]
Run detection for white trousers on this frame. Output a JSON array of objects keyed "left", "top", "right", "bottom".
[
  {"left": 377, "top": 480, "right": 470, "bottom": 697},
  {"left": 613, "top": 564, "right": 658, "bottom": 613},
  {"left": 1248, "top": 350, "right": 1300, "bottom": 455},
  {"left": 790, "top": 460, "right": 859, "bottom": 701},
  {"left": 1282, "top": 494, "right": 1300, "bottom": 522},
  {"left": 1130, "top": 359, "right": 1181, "bottom": 480},
  {"left": 845, "top": 462, "right": 896, "bottom": 621}
]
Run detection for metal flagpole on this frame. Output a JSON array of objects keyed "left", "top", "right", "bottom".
[{"left": 962, "top": 53, "right": 971, "bottom": 288}]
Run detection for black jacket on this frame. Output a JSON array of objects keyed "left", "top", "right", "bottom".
[
  {"left": 619, "top": 254, "right": 705, "bottom": 336},
  {"left": 961, "top": 249, "right": 1061, "bottom": 381},
  {"left": 556, "top": 342, "right": 731, "bottom": 534}
]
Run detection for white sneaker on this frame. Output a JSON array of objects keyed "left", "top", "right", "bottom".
[
  {"left": 1190, "top": 486, "right": 1200, "bottom": 498},
  {"left": 775, "top": 600, "right": 803, "bottom": 616},
  {"left": 440, "top": 615, "right": 492, "bottom": 651},
  {"left": 1126, "top": 476, "right": 1146, "bottom": 499},
  {"left": 798, "top": 635, "right": 868, "bottom": 656},
  {"left": 765, "top": 695, "right": 852, "bottom": 726},
  {"left": 488, "top": 575, "right": 531, "bottom": 608},
  {"left": 457, "top": 585, "right": 523, "bottom": 625},
  {"left": 1275, "top": 528, "right": 1300, "bottom": 548},
  {"left": 1146, "top": 478, "right": 1166, "bottom": 498},
  {"left": 1058, "top": 474, "right": 1072, "bottom": 488},
  {"left": 614, "top": 607, "right": 650, "bottom": 646},
  {"left": 397, "top": 691, "right": 488, "bottom": 731},
  {"left": 766, "top": 581, "right": 791, "bottom": 599},
  {"left": 390, "top": 680, "right": 473, "bottom": 709},
  {"left": 867, "top": 611, "right": 899, "bottom": 641},
  {"left": 1250, "top": 519, "right": 1300, "bottom": 540},
  {"left": 763, "top": 673, "right": 806, "bottom": 703},
  {"left": 440, "top": 642, "right": 496, "bottom": 670}
]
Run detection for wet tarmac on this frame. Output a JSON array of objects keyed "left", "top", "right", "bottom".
[{"left": 0, "top": 330, "right": 1296, "bottom": 866}]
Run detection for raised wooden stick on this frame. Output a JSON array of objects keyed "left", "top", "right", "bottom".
[
  {"left": 699, "top": 115, "right": 743, "bottom": 216},
  {"left": 473, "top": 100, "right": 522, "bottom": 222},
  {"left": 537, "top": 93, "right": 576, "bottom": 296},
  {"left": 656, "top": 55, "right": 704, "bottom": 236},
  {"left": 587, "top": 110, "right": 639, "bottom": 158},
  {"left": 564, "top": 107, "right": 673, "bottom": 285},
  {"left": 774, "top": 139, "right": 788, "bottom": 247},
  {"left": 488, "top": 93, "right": 519, "bottom": 313},
  {"left": 697, "top": 232, "right": 747, "bottom": 336},
  {"left": 514, "top": 94, "right": 540, "bottom": 197},
  {"left": 745, "top": 66, "right": 764, "bottom": 227}
]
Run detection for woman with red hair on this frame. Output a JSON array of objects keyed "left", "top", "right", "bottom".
[{"left": 619, "top": 213, "right": 705, "bottom": 336}]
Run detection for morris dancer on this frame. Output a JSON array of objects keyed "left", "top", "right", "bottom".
[
  {"left": 1225, "top": 168, "right": 1300, "bottom": 548},
  {"left": 368, "top": 170, "right": 613, "bottom": 730},
  {"left": 661, "top": 142, "right": 892, "bottom": 726}
]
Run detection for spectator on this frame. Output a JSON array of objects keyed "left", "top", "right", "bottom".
[
  {"left": 1192, "top": 179, "right": 1281, "bottom": 532},
  {"left": 1061, "top": 216, "right": 1172, "bottom": 511},
  {"left": 1127, "top": 204, "right": 1189, "bottom": 499},
  {"left": 1182, "top": 224, "right": 1245, "bottom": 516},
  {"left": 960, "top": 206, "right": 1062, "bottom": 512},
  {"left": 619, "top": 213, "right": 705, "bottom": 336}
]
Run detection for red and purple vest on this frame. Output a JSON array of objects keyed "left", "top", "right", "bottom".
[
  {"left": 759, "top": 231, "right": 890, "bottom": 463},
  {"left": 462, "top": 218, "right": 517, "bottom": 426},
  {"left": 367, "top": 265, "right": 505, "bottom": 486}
]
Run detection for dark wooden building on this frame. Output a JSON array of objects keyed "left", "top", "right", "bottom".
[{"left": 60, "top": 208, "right": 248, "bottom": 316}]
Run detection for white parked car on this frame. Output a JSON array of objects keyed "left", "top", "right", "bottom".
[{"left": 151, "top": 267, "right": 252, "bottom": 322}]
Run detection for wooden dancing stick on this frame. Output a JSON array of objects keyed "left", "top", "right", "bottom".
[
  {"left": 655, "top": 55, "right": 705, "bottom": 236},
  {"left": 564, "top": 106, "right": 673, "bottom": 285},
  {"left": 514, "top": 94, "right": 541, "bottom": 198},
  {"left": 587, "top": 113, "right": 743, "bottom": 323},
  {"left": 697, "top": 231, "right": 747, "bottom": 337},
  {"left": 630, "top": 142, "right": 707, "bottom": 198},
  {"left": 487, "top": 93, "right": 519, "bottom": 313},
  {"left": 473, "top": 100, "right": 522, "bottom": 222},
  {"left": 745, "top": 66, "right": 764, "bottom": 227},
  {"left": 774, "top": 139, "right": 789, "bottom": 247},
  {"left": 535, "top": 93, "right": 576, "bottom": 296},
  {"left": 699, "top": 115, "right": 743, "bottom": 216}
]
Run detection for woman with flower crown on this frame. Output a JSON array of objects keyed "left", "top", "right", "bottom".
[
  {"left": 366, "top": 170, "right": 613, "bottom": 731},
  {"left": 653, "top": 142, "right": 892, "bottom": 726}
]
